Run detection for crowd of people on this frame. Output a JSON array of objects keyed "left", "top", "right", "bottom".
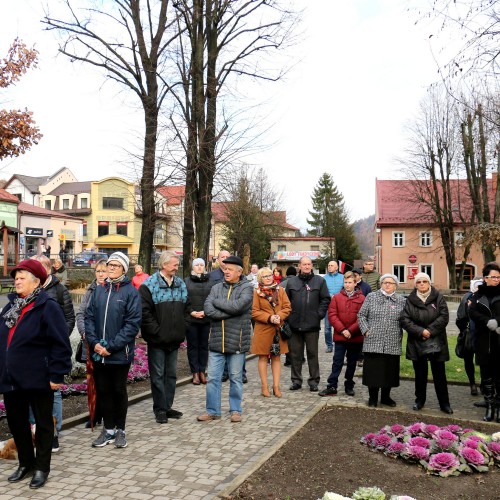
[{"left": 1, "top": 250, "right": 499, "bottom": 489}]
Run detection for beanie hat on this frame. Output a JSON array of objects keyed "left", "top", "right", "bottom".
[
  {"left": 414, "top": 272, "right": 431, "bottom": 285},
  {"left": 379, "top": 273, "right": 399, "bottom": 286},
  {"left": 192, "top": 258, "right": 205, "bottom": 268},
  {"left": 286, "top": 266, "right": 297, "bottom": 277},
  {"left": 107, "top": 251, "right": 129, "bottom": 273},
  {"left": 10, "top": 259, "right": 48, "bottom": 284}
]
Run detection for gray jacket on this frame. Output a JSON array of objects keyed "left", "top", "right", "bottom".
[
  {"left": 358, "top": 290, "right": 406, "bottom": 355},
  {"left": 204, "top": 278, "right": 253, "bottom": 354}
]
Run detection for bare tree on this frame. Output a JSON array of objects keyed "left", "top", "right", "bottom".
[{"left": 43, "top": 1, "right": 180, "bottom": 271}]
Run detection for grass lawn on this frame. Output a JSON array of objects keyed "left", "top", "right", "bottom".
[{"left": 400, "top": 333, "right": 480, "bottom": 384}]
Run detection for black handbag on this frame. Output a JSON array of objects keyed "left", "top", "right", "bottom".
[
  {"left": 455, "top": 326, "right": 472, "bottom": 358},
  {"left": 75, "top": 339, "right": 86, "bottom": 363},
  {"left": 280, "top": 322, "right": 292, "bottom": 341}
]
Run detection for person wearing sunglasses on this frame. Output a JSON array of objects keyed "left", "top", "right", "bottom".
[
  {"left": 469, "top": 262, "right": 500, "bottom": 422},
  {"left": 401, "top": 272, "right": 452, "bottom": 414}
]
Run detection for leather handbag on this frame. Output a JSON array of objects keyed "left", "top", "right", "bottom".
[
  {"left": 75, "top": 340, "right": 85, "bottom": 363},
  {"left": 280, "top": 322, "right": 292, "bottom": 341}
]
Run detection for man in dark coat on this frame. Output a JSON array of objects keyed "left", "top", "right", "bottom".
[{"left": 285, "top": 257, "right": 330, "bottom": 392}]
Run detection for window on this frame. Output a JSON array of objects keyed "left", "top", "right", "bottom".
[
  {"left": 277, "top": 245, "right": 286, "bottom": 251},
  {"left": 392, "top": 232, "right": 404, "bottom": 247},
  {"left": 420, "top": 264, "right": 432, "bottom": 281},
  {"left": 103, "top": 197, "right": 124, "bottom": 209},
  {"left": 62, "top": 199, "right": 70, "bottom": 209},
  {"left": 81, "top": 198, "right": 88, "bottom": 209},
  {"left": 420, "top": 232, "right": 432, "bottom": 247},
  {"left": 310, "top": 245, "right": 320, "bottom": 251},
  {"left": 116, "top": 222, "right": 128, "bottom": 236},
  {"left": 393, "top": 265, "right": 405, "bottom": 283},
  {"left": 82, "top": 222, "right": 87, "bottom": 237},
  {"left": 98, "top": 221, "right": 109, "bottom": 237},
  {"left": 455, "top": 231, "right": 464, "bottom": 245},
  {"left": 45, "top": 200, "right": 51, "bottom": 210}
]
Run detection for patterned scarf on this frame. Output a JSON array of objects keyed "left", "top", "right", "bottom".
[
  {"left": 3, "top": 286, "right": 42, "bottom": 328},
  {"left": 256, "top": 282, "right": 279, "bottom": 308}
]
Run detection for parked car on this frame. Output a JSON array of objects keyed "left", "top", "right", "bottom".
[{"left": 73, "top": 251, "right": 109, "bottom": 268}]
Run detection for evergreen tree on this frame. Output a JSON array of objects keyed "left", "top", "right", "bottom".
[{"left": 307, "top": 173, "right": 361, "bottom": 264}]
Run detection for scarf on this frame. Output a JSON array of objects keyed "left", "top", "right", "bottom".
[
  {"left": 381, "top": 289, "right": 396, "bottom": 298},
  {"left": 416, "top": 288, "right": 432, "bottom": 303},
  {"left": 3, "top": 287, "right": 42, "bottom": 328},
  {"left": 256, "top": 282, "right": 279, "bottom": 308},
  {"left": 345, "top": 289, "right": 356, "bottom": 297}
]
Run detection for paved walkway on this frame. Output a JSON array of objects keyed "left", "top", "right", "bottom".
[{"left": 0, "top": 328, "right": 495, "bottom": 499}]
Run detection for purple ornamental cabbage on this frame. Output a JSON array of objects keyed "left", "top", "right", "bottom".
[
  {"left": 373, "top": 434, "right": 393, "bottom": 450},
  {"left": 460, "top": 447, "right": 485, "bottom": 465},
  {"left": 428, "top": 452, "right": 460, "bottom": 472},
  {"left": 405, "top": 445, "right": 430, "bottom": 461},
  {"left": 387, "top": 441, "right": 406, "bottom": 455},
  {"left": 463, "top": 438, "right": 479, "bottom": 449},
  {"left": 488, "top": 441, "right": 500, "bottom": 461},
  {"left": 361, "top": 433, "right": 377, "bottom": 446},
  {"left": 407, "top": 422, "right": 426, "bottom": 436},
  {"left": 423, "top": 424, "right": 440, "bottom": 436},
  {"left": 445, "top": 424, "right": 463, "bottom": 434},
  {"left": 408, "top": 437, "right": 431, "bottom": 449},
  {"left": 434, "top": 429, "right": 459, "bottom": 442},
  {"left": 389, "top": 424, "right": 406, "bottom": 437}
]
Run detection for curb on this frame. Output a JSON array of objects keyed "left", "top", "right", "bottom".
[{"left": 216, "top": 399, "right": 326, "bottom": 499}]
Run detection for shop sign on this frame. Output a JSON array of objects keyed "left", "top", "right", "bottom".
[
  {"left": 408, "top": 254, "right": 417, "bottom": 264},
  {"left": 25, "top": 227, "right": 43, "bottom": 237},
  {"left": 272, "top": 250, "right": 323, "bottom": 261},
  {"left": 47, "top": 230, "right": 54, "bottom": 237},
  {"left": 407, "top": 266, "right": 419, "bottom": 279}
]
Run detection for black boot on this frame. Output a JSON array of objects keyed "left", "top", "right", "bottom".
[
  {"left": 482, "top": 379, "right": 494, "bottom": 422},
  {"left": 368, "top": 387, "right": 379, "bottom": 407},
  {"left": 380, "top": 388, "right": 396, "bottom": 407}
]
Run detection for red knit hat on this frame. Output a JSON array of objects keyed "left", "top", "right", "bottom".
[{"left": 10, "top": 259, "right": 48, "bottom": 283}]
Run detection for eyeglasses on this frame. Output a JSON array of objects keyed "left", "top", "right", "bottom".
[
  {"left": 261, "top": 274, "right": 273, "bottom": 279},
  {"left": 107, "top": 263, "right": 122, "bottom": 269},
  {"left": 382, "top": 281, "right": 396, "bottom": 286},
  {"left": 485, "top": 276, "right": 500, "bottom": 280},
  {"left": 415, "top": 280, "right": 429, "bottom": 284}
]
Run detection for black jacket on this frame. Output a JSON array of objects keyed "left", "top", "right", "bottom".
[
  {"left": 469, "top": 283, "right": 500, "bottom": 365},
  {"left": 400, "top": 287, "right": 449, "bottom": 361},
  {"left": 284, "top": 273, "right": 330, "bottom": 332},
  {"left": 44, "top": 275, "right": 75, "bottom": 335},
  {"left": 184, "top": 274, "right": 214, "bottom": 325}
]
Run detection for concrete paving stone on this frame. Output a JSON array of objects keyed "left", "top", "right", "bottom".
[{"left": 123, "top": 493, "right": 153, "bottom": 500}]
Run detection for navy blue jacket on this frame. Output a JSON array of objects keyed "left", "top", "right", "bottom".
[
  {"left": 85, "top": 277, "right": 141, "bottom": 364},
  {"left": 0, "top": 289, "right": 72, "bottom": 393}
]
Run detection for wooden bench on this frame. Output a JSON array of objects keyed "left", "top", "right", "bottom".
[{"left": 0, "top": 278, "right": 14, "bottom": 293}]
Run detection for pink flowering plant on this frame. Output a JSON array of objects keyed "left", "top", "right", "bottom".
[
  {"left": 0, "top": 344, "right": 152, "bottom": 417},
  {"left": 360, "top": 422, "right": 499, "bottom": 477}
]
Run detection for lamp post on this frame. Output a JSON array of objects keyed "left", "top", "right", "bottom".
[{"left": 375, "top": 227, "right": 382, "bottom": 274}]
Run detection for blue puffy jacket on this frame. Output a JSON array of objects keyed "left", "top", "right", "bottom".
[{"left": 85, "top": 277, "right": 141, "bottom": 364}]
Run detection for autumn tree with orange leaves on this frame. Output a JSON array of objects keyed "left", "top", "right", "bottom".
[{"left": 0, "top": 38, "right": 42, "bottom": 159}]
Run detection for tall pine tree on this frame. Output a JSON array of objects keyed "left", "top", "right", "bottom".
[{"left": 307, "top": 173, "right": 361, "bottom": 264}]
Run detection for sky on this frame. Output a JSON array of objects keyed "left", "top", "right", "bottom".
[{"left": 0, "top": 0, "right": 445, "bottom": 232}]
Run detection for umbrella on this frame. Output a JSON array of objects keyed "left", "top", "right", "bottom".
[{"left": 85, "top": 342, "right": 97, "bottom": 431}]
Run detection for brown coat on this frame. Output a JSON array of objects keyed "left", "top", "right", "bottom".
[{"left": 251, "top": 287, "right": 291, "bottom": 355}]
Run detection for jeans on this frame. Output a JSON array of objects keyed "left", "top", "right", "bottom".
[
  {"left": 326, "top": 342, "right": 362, "bottom": 390},
  {"left": 186, "top": 323, "right": 210, "bottom": 373},
  {"left": 324, "top": 314, "right": 333, "bottom": 349},
  {"left": 223, "top": 358, "right": 247, "bottom": 378},
  {"left": 148, "top": 346, "right": 179, "bottom": 415},
  {"left": 206, "top": 351, "right": 245, "bottom": 415}
]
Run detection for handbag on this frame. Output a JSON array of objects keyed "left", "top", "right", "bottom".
[
  {"left": 280, "top": 322, "right": 292, "bottom": 341},
  {"left": 455, "top": 326, "right": 472, "bottom": 359},
  {"left": 75, "top": 339, "right": 85, "bottom": 363},
  {"left": 415, "top": 336, "right": 441, "bottom": 357},
  {"left": 270, "top": 332, "right": 281, "bottom": 356}
]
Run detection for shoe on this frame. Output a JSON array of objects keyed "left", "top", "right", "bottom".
[
  {"left": 345, "top": 388, "right": 355, "bottom": 397},
  {"left": 289, "top": 383, "right": 302, "bottom": 391},
  {"left": 8, "top": 466, "right": 33, "bottom": 482},
  {"left": 380, "top": 397, "right": 396, "bottom": 407},
  {"left": 192, "top": 373, "right": 200, "bottom": 385},
  {"left": 470, "top": 384, "right": 478, "bottom": 396},
  {"left": 114, "top": 429, "right": 127, "bottom": 448},
  {"left": 91, "top": 429, "right": 116, "bottom": 447},
  {"left": 230, "top": 412, "right": 242, "bottom": 423},
  {"left": 51, "top": 435, "right": 60, "bottom": 453},
  {"left": 29, "top": 470, "right": 49, "bottom": 489},
  {"left": 474, "top": 400, "right": 488, "bottom": 408},
  {"left": 318, "top": 386, "right": 338, "bottom": 397},
  {"left": 197, "top": 413, "right": 221, "bottom": 422},
  {"left": 484, "top": 404, "right": 494, "bottom": 422},
  {"left": 242, "top": 374, "right": 248, "bottom": 384},
  {"left": 85, "top": 419, "right": 101, "bottom": 428},
  {"left": 440, "top": 405, "right": 453, "bottom": 415},
  {"left": 413, "top": 401, "right": 424, "bottom": 411},
  {"left": 272, "top": 386, "right": 282, "bottom": 398},
  {"left": 368, "top": 399, "right": 377, "bottom": 407},
  {"left": 261, "top": 385, "right": 270, "bottom": 397},
  {"left": 326, "top": 346, "right": 333, "bottom": 353},
  {"left": 166, "top": 409, "right": 183, "bottom": 419},
  {"left": 284, "top": 361, "right": 291, "bottom": 367},
  {"left": 155, "top": 411, "right": 168, "bottom": 424},
  {"left": 309, "top": 385, "right": 319, "bottom": 392},
  {"left": 199, "top": 371, "right": 207, "bottom": 384},
  {"left": 221, "top": 374, "right": 229, "bottom": 382}
]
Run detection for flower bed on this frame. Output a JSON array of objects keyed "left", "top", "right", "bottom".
[
  {"left": 361, "top": 423, "right": 500, "bottom": 477},
  {"left": 320, "top": 486, "right": 415, "bottom": 499},
  {"left": 0, "top": 344, "right": 150, "bottom": 418}
]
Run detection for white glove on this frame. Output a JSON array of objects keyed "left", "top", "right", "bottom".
[
  {"left": 496, "top": 327, "right": 500, "bottom": 335},
  {"left": 487, "top": 319, "right": 498, "bottom": 331}
]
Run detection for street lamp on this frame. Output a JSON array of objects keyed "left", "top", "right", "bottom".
[{"left": 375, "top": 228, "right": 382, "bottom": 273}]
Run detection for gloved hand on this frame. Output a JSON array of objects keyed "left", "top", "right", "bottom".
[
  {"left": 487, "top": 319, "right": 498, "bottom": 331},
  {"left": 496, "top": 327, "right": 500, "bottom": 335}
]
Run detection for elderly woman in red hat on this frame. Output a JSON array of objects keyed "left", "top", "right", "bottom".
[{"left": 0, "top": 259, "right": 72, "bottom": 489}]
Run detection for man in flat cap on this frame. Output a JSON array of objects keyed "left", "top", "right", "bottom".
[{"left": 198, "top": 255, "right": 253, "bottom": 423}]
